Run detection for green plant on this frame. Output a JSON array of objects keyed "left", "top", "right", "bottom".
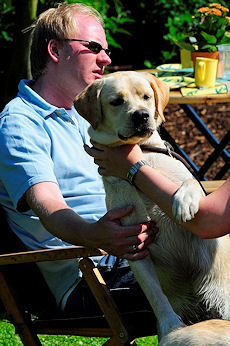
[
  {"left": 141, "top": 0, "right": 207, "bottom": 66},
  {"left": 0, "top": 1, "right": 14, "bottom": 43},
  {"left": 68, "top": 0, "right": 134, "bottom": 49},
  {"left": 175, "top": 3, "right": 230, "bottom": 52}
]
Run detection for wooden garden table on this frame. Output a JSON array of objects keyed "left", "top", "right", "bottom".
[
  {"left": 137, "top": 69, "right": 230, "bottom": 180},
  {"left": 169, "top": 86, "right": 230, "bottom": 104}
]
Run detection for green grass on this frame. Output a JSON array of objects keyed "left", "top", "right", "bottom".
[{"left": 0, "top": 320, "right": 158, "bottom": 345}]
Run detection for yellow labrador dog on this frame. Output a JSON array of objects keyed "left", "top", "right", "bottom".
[
  {"left": 160, "top": 319, "right": 230, "bottom": 345},
  {"left": 74, "top": 71, "right": 230, "bottom": 343}
]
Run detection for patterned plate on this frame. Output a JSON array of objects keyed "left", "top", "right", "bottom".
[
  {"left": 156, "top": 63, "right": 182, "bottom": 71},
  {"left": 159, "top": 76, "right": 195, "bottom": 89}
]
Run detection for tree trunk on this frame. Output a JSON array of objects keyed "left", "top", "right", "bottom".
[{"left": 3, "top": 0, "right": 38, "bottom": 105}]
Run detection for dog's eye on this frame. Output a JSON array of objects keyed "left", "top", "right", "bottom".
[
  {"left": 143, "top": 94, "right": 150, "bottom": 101},
  {"left": 110, "top": 98, "right": 124, "bottom": 106}
]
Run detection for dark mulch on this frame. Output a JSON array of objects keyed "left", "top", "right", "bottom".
[{"left": 163, "top": 103, "right": 230, "bottom": 180}]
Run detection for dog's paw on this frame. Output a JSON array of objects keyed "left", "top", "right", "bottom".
[{"left": 172, "top": 179, "right": 204, "bottom": 223}]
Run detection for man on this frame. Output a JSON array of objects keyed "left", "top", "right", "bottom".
[{"left": 0, "top": 3, "right": 155, "bottom": 316}]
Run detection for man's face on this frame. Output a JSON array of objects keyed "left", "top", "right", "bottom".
[{"left": 58, "top": 14, "right": 111, "bottom": 95}]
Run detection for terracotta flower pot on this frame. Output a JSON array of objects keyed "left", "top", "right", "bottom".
[{"left": 191, "top": 51, "right": 223, "bottom": 77}]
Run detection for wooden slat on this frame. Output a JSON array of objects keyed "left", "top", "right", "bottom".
[
  {"left": 0, "top": 270, "right": 41, "bottom": 345},
  {"left": 0, "top": 246, "right": 106, "bottom": 266},
  {"left": 33, "top": 326, "right": 113, "bottom": 337},
  {"left": 201, "top": 180, "right": 226, "bottom": 194},
  {"left": 169, "top": 90, "right": 230, "bottom": 105},
  {"left": 79, "top": 258, "right": 130, "bottom": 344}
]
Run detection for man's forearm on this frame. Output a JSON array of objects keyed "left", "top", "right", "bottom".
[
  {"left": 38, "top": 206, "right": 93, "bottom": 246},
  {"left": 25, "top": 181, "right": 93, "bottom": 246}
]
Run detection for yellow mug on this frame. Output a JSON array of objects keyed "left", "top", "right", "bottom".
[{"left": 195, "top": 57, "right": 218, "bottom": 88}]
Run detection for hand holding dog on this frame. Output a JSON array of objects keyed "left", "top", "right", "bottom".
[
  {"left": 84, "top": 142, "right": 143, "bottom": 180},
  {"left": 92, "top": 205, "right": 158, "bottom": 260}
]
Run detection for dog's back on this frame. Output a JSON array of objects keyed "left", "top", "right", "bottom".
[{"left": 160, "top": 319, "right": 230, "bottom": 345}]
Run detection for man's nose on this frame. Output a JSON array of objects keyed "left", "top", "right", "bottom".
[{"left": 97, "top": 50, "right": 112, "bottom": 65}]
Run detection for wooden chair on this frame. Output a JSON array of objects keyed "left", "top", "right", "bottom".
[
  {"left": 0, "top": 180, "right": 225, "bottom": 345},
  {"left": 0, "top": 207, "right": 157, "bottom": 345}
]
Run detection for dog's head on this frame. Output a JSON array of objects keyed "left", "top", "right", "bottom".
[{"left": 74, "top": 71, "right": 169, "bottom": 146}]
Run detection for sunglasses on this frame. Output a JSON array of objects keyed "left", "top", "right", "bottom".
[{"left": 64, "top": 39, "right": 111, "bottom": 57}]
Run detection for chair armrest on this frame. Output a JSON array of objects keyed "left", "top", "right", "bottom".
[
  {"left": 201, "top": 180, "right": 226, "bottom": 194},
  {"left": 0, "top": 246, "right": 106, "bottom": 266}
]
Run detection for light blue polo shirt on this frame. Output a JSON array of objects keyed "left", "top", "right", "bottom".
[{"left": 0, "top": 79, "right": 107, "bottom": 306}]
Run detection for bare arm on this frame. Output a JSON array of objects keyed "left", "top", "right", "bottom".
[
  {"left": 25, "top": 181, "right": 157, "bottom": 260},
  {"left": 85, "top": 143, "right": 230, "bottom": 239},
  {"left": 134, "top": 165, "right": 230, "bottom": 238}
]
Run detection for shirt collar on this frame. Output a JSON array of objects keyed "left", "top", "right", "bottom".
[{"left": 18, "top": 79, "right": 65, "bottom": 118}]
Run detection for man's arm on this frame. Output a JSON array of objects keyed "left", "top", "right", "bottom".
[{"left": 25, "top": 181, "right": 156, "bottom": 260}]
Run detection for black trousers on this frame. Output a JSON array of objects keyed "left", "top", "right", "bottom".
[{"left": 63, "top": 256, "right": 153, "bottom": 318}]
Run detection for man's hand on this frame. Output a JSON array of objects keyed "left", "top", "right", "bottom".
[{"left": 91, "top": 205, "right": 158, "bottom": 261}]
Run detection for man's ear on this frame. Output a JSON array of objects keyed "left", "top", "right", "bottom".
[
  {"left": 141, "top": 72, "right": 169, "bottom": 123},
  {"left": 47, "top": 39, "right": 60, "bottom": 63},
  {"left": 74, "top": 79, "right": 104, "bottom": 129}
]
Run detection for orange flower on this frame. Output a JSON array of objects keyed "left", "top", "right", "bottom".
[
  {"left": 221, "top": 6, "right": 229, "bottom": 12},
  {"left": 226, "top": 16, "right": 230, "bottom": 20},
  {"left": 209, "top": 3, "right": 221, "bottom": 9},
  {"left": 211, "top": 8, "right": 222, "bottom": 16},
  {"left": 209, "top": 3, "right": 229, "bottom": 12},
  {"left": 198, "top": 7, "right": 210, "bottom": 13}
]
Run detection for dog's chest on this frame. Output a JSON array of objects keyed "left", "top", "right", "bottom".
[
  {"left": 143, "top": 152, "right": 193, "bottom": 184},
  {"left": 103, "top": 176, "right": 155, "bottom": 225}
]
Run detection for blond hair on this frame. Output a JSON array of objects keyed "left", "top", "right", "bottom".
[{"left": 30, "top": 2, "right": 104, "bottom": 79}]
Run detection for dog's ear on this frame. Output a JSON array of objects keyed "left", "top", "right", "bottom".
[
  {"left": 141, "top": 72, "right": 169, "bottom": 122},
  {"left": 74, "top": 79, "right": 104, "bottom": 129}
]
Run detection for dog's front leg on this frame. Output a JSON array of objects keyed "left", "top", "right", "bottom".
[
  {"left": 128, "top": 258, "right": 183, "bottom": 339},
  {"left": 104, "top": 178, "right": 183, "bottom": 337}
]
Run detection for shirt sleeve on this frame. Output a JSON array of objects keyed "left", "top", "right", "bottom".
[{"left": 0, "top": 113, "right": 57, "bottom": 209}]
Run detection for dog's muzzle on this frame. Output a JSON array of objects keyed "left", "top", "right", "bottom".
[
  {"left": 118, "top": 109, "right": 153, "bottom": 140},
  {"left": 131, "top": 109, "right": 151, "bottom": 137},
  {"left": 132, "top": 109, "right": 149, "bottom": 127}
]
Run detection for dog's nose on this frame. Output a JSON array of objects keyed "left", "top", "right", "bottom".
[{"left": 132, "top": 109, "right": 149, "bottom": 126}]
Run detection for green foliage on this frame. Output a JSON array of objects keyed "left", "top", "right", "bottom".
[
  {"left": 141, "top": 0, "right": 230, "bottom": 67},
  {"left": 66, "top": 0, "right": 134, "bottom": 49},
  {"left": 164, "top": 12, "right": 193, "bottom": 47},
  {"left": 0, "top": 0, "right": 134, "bottom": 50},
  {"left": 0, "top": 1, "right": 14, "bottom": 42},
  {"left": 137, "top": 0, "right": 209, "bottom": 66}
]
